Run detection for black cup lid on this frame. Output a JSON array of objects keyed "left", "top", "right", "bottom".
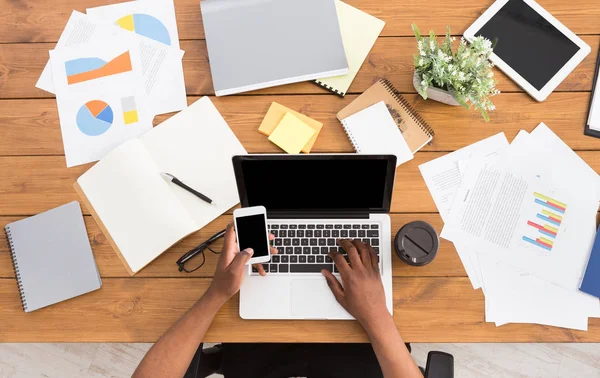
[{"left": 394, "top": 221, "right": 439, "bottom": 266}]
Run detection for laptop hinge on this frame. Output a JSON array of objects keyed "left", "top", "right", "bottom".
[{"left": 267, "top": 211, "right": 369, "bottom": 219}]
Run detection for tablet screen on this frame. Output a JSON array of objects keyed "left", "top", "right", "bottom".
[{"left": 473, "top": 0, "right": 580, "bottom": 90}]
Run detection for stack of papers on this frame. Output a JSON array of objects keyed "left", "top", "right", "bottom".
[
  {"left": 36, "top": 0, "right": 187, "bottom": 167},
  {"left": 420, "top": 124, "right": 600, "bottom": 330}
]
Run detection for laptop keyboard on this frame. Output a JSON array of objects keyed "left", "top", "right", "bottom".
[{"left": 252, "top": 223, "right": 381, "bottom": 275}]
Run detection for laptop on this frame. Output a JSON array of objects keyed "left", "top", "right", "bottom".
[{"left": 233, "top": 154, "right": 396, "bottom": 320}]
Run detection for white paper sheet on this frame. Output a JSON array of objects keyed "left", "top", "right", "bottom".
[
  {"left": 36, "top": 11, "right": 116, "bottom": 94},
  {"left": 419, "top": 133, "right": 509, "bottom": 290},
  {"left": 37, "top": 10, "right": 186, "bottom": 115},
  {"left": 443, "top": 124, "right": 600, "bottom": 291},
  {"left": 479, "top": 253, "right": 592, "bottom": 330},
  {"left": 447, "top": 131, "right": 532, "bottom": 290},
  {"left": 419, "top": 133, "right": 509, "bottom": 222},
  {"left": 50, "top": 38, "right": 153, "bottom": 167},
  {"left": 86, "top": 0, "right": 181, "bottom": 49}
]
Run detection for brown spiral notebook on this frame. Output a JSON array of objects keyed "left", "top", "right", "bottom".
[{"left": 337, "top": 79, "right": 434, "bottom": 153}]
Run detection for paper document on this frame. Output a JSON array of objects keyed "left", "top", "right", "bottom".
[
  {"left": 36, "top": 11, "right": 115, "bottom": 94},
  {"left": 419, "top": 133, "right": 509, "bottom": 222},
  {"left": 420, "top": 125, "right": 600, "bottom": 329},
  {"left": 86, "top": 0, "right": 181, "bottom": 49},
  {"left": 37, "top": 10, "right": 186, "bottom": 115},
  {"left": 443, "top": 126, "right": 599, "bottom": 291},
  {"left": 50, "top": 38, "right": 153, "bottom": 167},
  {"left": 479, "top": 254, "right": 592, "bottom": 330},
  {"left": 419, "top": 133, "right": 509, "bottom": 290}
]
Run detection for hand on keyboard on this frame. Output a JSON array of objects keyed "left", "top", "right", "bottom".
[{"left": 322, "top": 239, "right": 388, "bottom": 327}]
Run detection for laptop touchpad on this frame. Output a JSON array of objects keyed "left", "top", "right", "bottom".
[{"left": 291, "top": 279, "right": 345, "bottom": 318}]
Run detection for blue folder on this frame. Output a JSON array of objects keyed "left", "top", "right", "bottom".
[{"left": 580, "top": 226, "right": 600, "bottom": 298}]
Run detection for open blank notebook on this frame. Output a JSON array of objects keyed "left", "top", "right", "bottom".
[
  {"left": 5, "top": 201, "right": 101, "bottom": 312},
  {"left": 75, "top": 97, "right": 247, "bottom": 274}
]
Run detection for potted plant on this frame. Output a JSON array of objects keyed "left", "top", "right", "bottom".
[{"left": 412, "top": 24, "right": 500, "bottom": 121}]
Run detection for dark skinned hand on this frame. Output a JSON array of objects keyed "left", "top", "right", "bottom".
[{"left": 321, "top": 239, "right": 389, "bottom": 328}]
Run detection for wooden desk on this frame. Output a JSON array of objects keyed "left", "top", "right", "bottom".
[{"left": 1, "top": 0, "right": 599, "bottom": 343}]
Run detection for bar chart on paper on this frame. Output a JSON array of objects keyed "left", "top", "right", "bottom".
[{"left": 522, "top": 192, "right": 567, "bottom": 251}]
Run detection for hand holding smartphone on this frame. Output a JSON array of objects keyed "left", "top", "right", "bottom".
[{"left": 233, "top": 206, "right": 271, "bottom": 265}]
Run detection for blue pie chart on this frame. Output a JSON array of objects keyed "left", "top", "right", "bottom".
[{"left": 76, "top": 100, "right": 114, "bottom": 136}]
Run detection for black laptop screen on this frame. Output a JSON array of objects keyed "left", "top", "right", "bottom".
[{"left": 233, "top": 155, "right": 395, "bottom": 213}]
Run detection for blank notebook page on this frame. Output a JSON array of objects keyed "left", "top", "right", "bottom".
[{"left": 341, "top": 101, "right": 414, "bottom": 166}]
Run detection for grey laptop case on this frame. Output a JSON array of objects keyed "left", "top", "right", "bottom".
[
  {"left": 201, "top": 0, "right": 349, "bottom": 96},
  {"left": 5, "top": 201, "right": 102, "bottom": 312}
]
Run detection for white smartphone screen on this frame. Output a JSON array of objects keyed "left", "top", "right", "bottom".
[{"left": 236, "top": 214, "right": 269, "bottom": 258}]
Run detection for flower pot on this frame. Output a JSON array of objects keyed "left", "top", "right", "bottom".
[{"left": 413, "top": 72, "right": 461, "bottom": 106}]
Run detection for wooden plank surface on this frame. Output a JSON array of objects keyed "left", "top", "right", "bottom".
[
  {"left": 0, "top": 93, "right": 596, "bottom": 157},
  {"left": 1, "top": 277, "right": 598, "bottom": 343},
  {"left": 0, "top": 214, "right": 466, "bottom": 279},
  {"left": 1, "top": 0, "right": 599, "bottom": 43},
  {"left": 1, "top": 36, "right": 598, "bottom": 99},
  {"left": 1, "top": 0, "right": 599, "bottom": 343},
  {"left": 3, "top": 150, "right": 600, "bottom": 216}
]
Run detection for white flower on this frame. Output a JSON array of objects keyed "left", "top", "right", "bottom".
[
  {"left": 418, "top": 58, "right": 424, "bottom": 65},
  {"left": 430, "top": 40, "right": 435, "bottom": 50},
  {"left": 451, "top": 37, "right": 456, "bottom": 42}
]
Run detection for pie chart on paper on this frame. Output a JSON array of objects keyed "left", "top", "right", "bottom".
[
  {"left": 76, "top": 100, "right": 114, "bottom": 136},
  {"left": 116, "top": 14, "right": 171, "bottom": 45}
]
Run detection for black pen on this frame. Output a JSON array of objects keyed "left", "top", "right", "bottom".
[{"left": 160, "top": 172, "right": 216, "bottom": 205}]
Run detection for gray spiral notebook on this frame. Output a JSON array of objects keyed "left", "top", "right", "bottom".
[{"left": 5, "top": 201, "right": 101, "bottom": 312}]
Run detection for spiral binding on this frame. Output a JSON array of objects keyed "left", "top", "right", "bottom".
[
  {"left": 341, "top": 119, "right": 362, "bottom": 153},
  {"left": 380, "top": 79, "right": 435, "bottom": 137},
  {"left": 313, "top": 80, "right": 345, "bottom": 97},
  {"left": 5, "top": 227, "right": 28, "bottom": 311}
]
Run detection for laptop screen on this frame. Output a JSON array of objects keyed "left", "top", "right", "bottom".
[{"left": 233, "top": 155, "right": 396, "bottom": 214}]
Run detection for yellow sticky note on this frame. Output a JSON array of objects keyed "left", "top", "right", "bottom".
[
  {"left": 268, "top": 113, "right": 316, "bottom": 154},
  {"left": 258, "top": 102, "right": 322, "bottom": 153},
  {"left": 123, "top": 110, "right": 139, "bottom": 124}
]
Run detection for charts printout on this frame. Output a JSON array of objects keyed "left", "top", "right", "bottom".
[{"left": 50, "top": 37, "right": 152, "bottom": 167}]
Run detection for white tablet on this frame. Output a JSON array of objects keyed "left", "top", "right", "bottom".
[{"left": 464, "top": 0, "right": 590, "bottom": 101}]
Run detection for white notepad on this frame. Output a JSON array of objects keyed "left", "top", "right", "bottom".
[
  {"left": 341, "top": 101, "right": 414, "bottom": 167},
  {"left": 76, "top": 97, "right": 247, "bottom": 274},
  {"left": 313, "top": 1, "right": 385, "bottom": 96}
]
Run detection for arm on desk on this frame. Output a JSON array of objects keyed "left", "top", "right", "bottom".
[
  {"left": 323, "top": 239, "right": 423, "bottom": 378},
  {"left": 132, "top": 224, "right": 276, "bottom": 378}
]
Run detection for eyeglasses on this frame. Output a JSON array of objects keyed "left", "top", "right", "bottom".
[{"left": 176, "top": 229, "right": 226, "bottom": 273}]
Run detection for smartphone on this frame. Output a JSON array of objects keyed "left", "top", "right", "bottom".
[{"left": 233, "top": 206, "right": 271, "bottom": 265}]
